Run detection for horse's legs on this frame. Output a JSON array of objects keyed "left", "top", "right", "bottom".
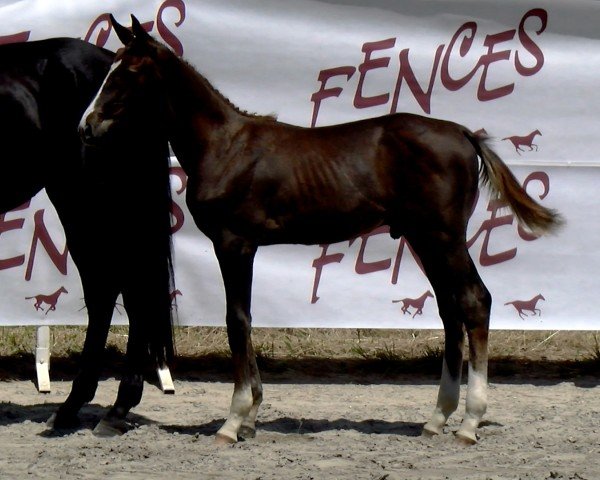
[
  {"left": 46, "top": 181, "right": 120, "bottom": 429},
  {"left": 50, "top": 282, "right": 118, "bottom": 428},
  {"left": 213, "top": 234, "right": 262, "bottom": 444},
  {"left": 407, "top": 232, "right": 491, "bottom": 443},
  {"left": 91, "top": 286, "right": 151, "bottom": 436}
]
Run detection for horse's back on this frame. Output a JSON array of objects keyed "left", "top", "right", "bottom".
[{"left": 0, "top": 38, "right": 113, "bottom": 212}]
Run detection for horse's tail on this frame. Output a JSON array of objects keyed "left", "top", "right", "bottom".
[
  {"left": 464, "top": 130, "right": 564, "bottom": 235},
  {"left": 105, "top": 132, "right": 177, "bottom": 370}
]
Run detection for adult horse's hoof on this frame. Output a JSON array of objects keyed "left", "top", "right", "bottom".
[
  {"left": 214, "top": 432, "right": 237, "bottom": 446},
  {"left": 93, "top": 418, "right": 130, "bottom": 437},
  {"left": 47, "top": 412, "right": 80, "bottom": 431},
  {"left": 238, "top": 425, "right": 256, "bottom": 439},
  {"left": 455, "top": 430, "right": 478, "bottom": 445}
]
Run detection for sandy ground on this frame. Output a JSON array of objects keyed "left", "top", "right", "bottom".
[{"left": 0, "top": 373, "right": 599, "bottom": 480}]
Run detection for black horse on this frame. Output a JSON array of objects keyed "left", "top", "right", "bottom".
[
  {"left": 0, "top": 37, "right": 175, "bottom": 435},
  {"left": 83, "top": 16, "right": 562, "bottom": 445}
]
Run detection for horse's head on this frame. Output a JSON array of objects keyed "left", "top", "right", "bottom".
[{"left": 79, "top": 14, "right": 169, "bottom": 145}]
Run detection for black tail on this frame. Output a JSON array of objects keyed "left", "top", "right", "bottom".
[{"left": 107, "top": 129, "right": 176, "bottom": 369}]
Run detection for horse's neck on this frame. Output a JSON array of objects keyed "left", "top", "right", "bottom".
[{"left": 165, "top": 56, "right": 242, "bottom": 172}]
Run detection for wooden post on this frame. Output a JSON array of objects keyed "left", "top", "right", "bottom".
[{"left": 35, "top": 326, "right": 51, "bottom": 393}]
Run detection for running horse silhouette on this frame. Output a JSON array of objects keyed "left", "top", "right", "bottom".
[
  {"left": 393, "top": 290, "right": 434, "bottom": 318},
  {"left": 82, "top": 16, "right": 563, "bottom": 445},
  {"left": 0, "top": 36, "right": 175, "bottom": 435},
  {"left": 505, "top": 294, "right": 545, "bottom": 319},
  {"left": 25, "top": 286, "right": 68, "bottom": 314},
  {"left": 502, "top": 130, "right": 542, "bottom": 155}
]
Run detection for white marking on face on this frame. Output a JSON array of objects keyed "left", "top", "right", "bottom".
[{"left": 79, "top": 60, "right": 122, "bottom": 131}]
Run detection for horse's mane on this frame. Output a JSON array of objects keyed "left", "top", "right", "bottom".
[{"left": 177, "top": 53, "right": 277, "bottom": 122}]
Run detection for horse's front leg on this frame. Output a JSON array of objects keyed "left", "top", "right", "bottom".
[
  {"left": 49, "top": 282, "right": 118, "bottom": 430},
  {"left": 213, "top": 235, "right": 262, "bottom": 444}
]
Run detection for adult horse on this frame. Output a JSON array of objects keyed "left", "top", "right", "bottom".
[
  {"left": 0, "top": 37, "right": 175, "bottom": 435},
  {"left": 82, "top": 16, "right": 563, "bottom": 445}
]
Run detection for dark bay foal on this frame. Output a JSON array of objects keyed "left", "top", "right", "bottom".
[{"left": 81, "top": 16, "right": 562, "bottom": 444}]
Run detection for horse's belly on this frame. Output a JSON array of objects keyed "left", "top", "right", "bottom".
[{"left": 256, "top": 209, "right": 386, "bottom": 246}]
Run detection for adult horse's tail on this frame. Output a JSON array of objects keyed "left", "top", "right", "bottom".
[
  {"left": 89, "top": 128, "right": 177, "bottom": 369},
  {"left": 465, "top": 130, "right": 564, "bottom": 235}
]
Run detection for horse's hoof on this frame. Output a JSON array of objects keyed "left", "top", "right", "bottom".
[
  {"left": 47, "top": 412, "right": 80, "bottom": 431},
  {"left": 421, "top": 422, "right": 442, "bottom": 438},
  {"left": 214, "top": 432, "right": 237, "bottom": 446},
  {"left": 238, "top": 425, "right": 256, "bottom": 439},
  {"left": 455, "top": 430, "right": 478, "bottom": 446},
  {"left": 93, "top": 419, "right": 129, "bottom": 437}
]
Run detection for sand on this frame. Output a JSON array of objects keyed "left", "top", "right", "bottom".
[{"left": 1, "top": 371, "right": 599, "bottom": 479}]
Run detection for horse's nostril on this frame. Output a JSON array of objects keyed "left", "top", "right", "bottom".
[{"left": 80, "top": 121, "right": 96, "bottom": 144}]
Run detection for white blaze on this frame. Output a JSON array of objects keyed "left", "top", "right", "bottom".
[{"left": 79, "top": 60, "right": 122, "bottom": 131}]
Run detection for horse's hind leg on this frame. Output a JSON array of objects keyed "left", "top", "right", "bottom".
[
  {"left": 92, "top": 288, "right": 149, "bottom": 436},
  {"left": 213, "top": 233, "right": 262, "bottom": 444},
  {"left": 407, "top": 232, "right": 491, "bottom": 444}
]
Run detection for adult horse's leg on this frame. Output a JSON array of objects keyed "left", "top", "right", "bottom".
[
  {"left": 407, "top": 231, "right": 491, "bottom": 444},
  {"left": 45, "top": 177, "right": 122, "bottom": 429},
  {"left": 93, "top": 289, "right": 148, "bottom": 436},
  {"left": 212, "top": 232, "right": 263, "bottom": 444}
]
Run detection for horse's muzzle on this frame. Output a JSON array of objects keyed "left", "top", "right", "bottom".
[{"left": 79, "top": 115, "right": 113, "bottom": 146}]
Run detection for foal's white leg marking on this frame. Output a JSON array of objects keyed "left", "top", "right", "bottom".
[
  {"left": 78, "top": 60, "right": 122, "bottom": 131},
  {"left": 456, "top": 362, "right": 487, "bottom": 444},
  {"left": 240, "top": 395, "right": 262, "bottom": 437},
  {"left": 423, "top": 357, "right": 462, "bottom": 436},
  {"left": 216, "top": 382, "right": 253, "bottom": 444}
]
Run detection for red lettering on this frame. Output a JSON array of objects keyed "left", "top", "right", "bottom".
[
  {"left": 157, "top": 0, "right": 186, "bottom": 57},
  {"left": 349, "top": 226, "right": 391, "bottom": 274},
  {"left": 440, "top": 22, "right": 479, "bottom": 91},
  {"left": 84, "top": 14, "right": 112, "bottom": 47},
  {"left": 391, "top": 45, "right": 444, "bottom": 114},
  {"left": 477, "top": 30, "right": 516, "bottom": 101},
  {"left": 353, "top": 38, "right": 396, "bottom": 109},
  {"left": 310, "top": 66, "right": 356, "bottom": 127},
  {"left": 0, "top": 31, "right": 30, "bottom": 46},
  {"left": 170, "top": 166, "right": 187, "bottom": 233},
  {"left": 314, "top": 9, "right": 548, "bottom": 119},
  {"left": 515, "top": 8, "right": 547, "bottom": 76},
  {"left": 311, "top": 244, "right": 344, "bottom": 303},
  {"left": 0, "top": 202, "right": 30, "bottom": 270},
  {"left": 467, "top": 198, "right": 517, "bottom": 266},
  {"left": 391, "top": 235, "right": 425, "bottom": 283},
  {"left": 25, "top": 210, "right": 69, "bottom": 281},
  {"left": 518, "top": 171, "right": 550, "bottom": 241}
]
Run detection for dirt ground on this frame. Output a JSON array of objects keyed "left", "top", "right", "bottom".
[{"left": 1, "top": 365, "right": 599, "bottom": 480}]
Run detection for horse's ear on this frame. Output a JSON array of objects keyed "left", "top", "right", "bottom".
[
  {"left": 110, "top": 14, "right": 134, "bottom": 45},
  {"left": 130, "top": 14, "right": 152, "bottom": 41}
]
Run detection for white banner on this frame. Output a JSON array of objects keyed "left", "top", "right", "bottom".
[{"left": 0, "top": 0, "right": 598, "bottom": 329}]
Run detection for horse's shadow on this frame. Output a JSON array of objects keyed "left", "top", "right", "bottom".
[
  {"left": 0, "top": 401, "right": 155, "bottom": 436},
  {"left": 160, "top": 417, "right": 425, "bottom": 438}
]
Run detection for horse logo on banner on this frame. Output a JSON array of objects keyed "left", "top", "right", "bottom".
[
  {"left": 393, "top": 290, "right": 434, "bottom": 318},
  {"left": 505, "top": 294, "right": 545, "bottom": 319},
  {"left": 25, "top": 286, "right": 68, "bottom": 314},
  {"left": 502, "top": 130, "right": 542, "bottom": 155}
]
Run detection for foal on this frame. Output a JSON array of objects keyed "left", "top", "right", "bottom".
[{"left": 82, "top": 16, "right": 562, "bottom": 444}]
